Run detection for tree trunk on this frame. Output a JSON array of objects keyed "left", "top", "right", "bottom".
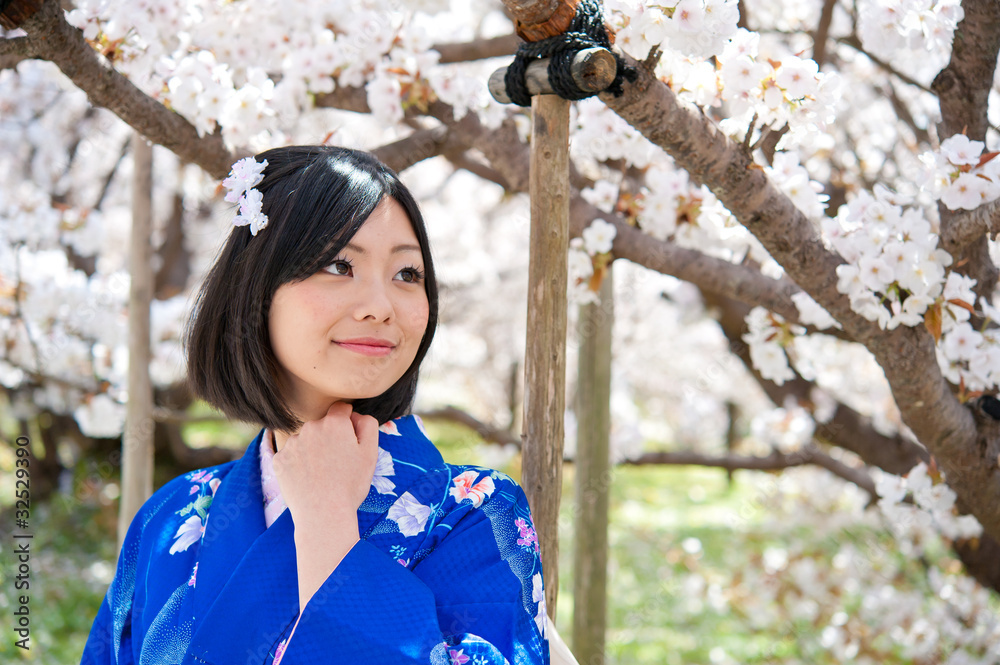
[
  {"left": 118, "top": 133, "right": 154, "bottom": 550},
  {"left": 572, "top": 266, "right": 613, "bottom": 663}
]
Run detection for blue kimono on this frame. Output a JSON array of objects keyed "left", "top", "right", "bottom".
[{"left": 82, "top": 415, "right": 550, "bottom": 664}]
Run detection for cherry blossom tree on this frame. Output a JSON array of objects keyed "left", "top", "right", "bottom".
[{"left": 4, "top": 0, "right": 1000, "bottom": 659}]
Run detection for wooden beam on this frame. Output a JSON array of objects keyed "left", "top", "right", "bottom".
[{"left": 488, "top": 47, "right": 618, "bottom": 104}]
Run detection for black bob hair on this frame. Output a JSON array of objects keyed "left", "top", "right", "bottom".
[{"left": 185, "top": 146, "right": 438, "bottom": 431}]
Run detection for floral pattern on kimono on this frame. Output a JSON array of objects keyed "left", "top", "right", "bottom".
[{"left": 82, "top": 414, "right": 549, "bottom": 665}]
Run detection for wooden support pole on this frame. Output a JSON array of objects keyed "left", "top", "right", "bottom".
[
  {"left": 487, "top": 47, "right": 618, "bottom": 104},
  {"left": 572, "top": 265, "right": 613, "bottom": 663},
  {"left": 118, "top": 134, "right": 155, "bottom": 549},
  {"left": 522, "top": 92, "right": 571, "bottom": 621}
]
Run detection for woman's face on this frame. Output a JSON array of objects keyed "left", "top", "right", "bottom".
[{"left": 268, "top": 196, "right": 430, "bottom": 426}]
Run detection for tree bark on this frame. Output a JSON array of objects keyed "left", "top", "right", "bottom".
[
  {"left": 372, "top": 123, "right": 471, "bottom": 174},
  {"left": 433, "top": 33, "right": 519, "bottom": 63},
  {"left": 932, "top": 0, "right": 1000, "bottom": 304},
  {"left": 571, "top": 196, "right": 809, "bottom": 327},
  {"left": 810, "top": 0, "right": 838, "bottom": 68}
]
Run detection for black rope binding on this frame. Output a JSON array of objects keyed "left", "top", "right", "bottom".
[
  {"left": 503, "top": 0, "right": 637, "bottom": 107},
  {"left": 980, "top": 395, "right": 1000, "bottom": 421}
]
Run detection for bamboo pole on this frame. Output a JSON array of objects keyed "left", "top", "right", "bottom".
[
  {"left": 573, "top": 265, "right": 613, "bottom": 663},
  {"left": 118, "top": 134, "right": 155, "bottom": 549},
  {"left": 521, "top": 92, "right": 571, "bottom": 620}
]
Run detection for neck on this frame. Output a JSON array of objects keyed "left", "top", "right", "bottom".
[
  {"left": 271, "top": 428, "right": 291, "bottom": 453},
  {"left": 271, "top": 398, "right": 355, "bottom": 453}
]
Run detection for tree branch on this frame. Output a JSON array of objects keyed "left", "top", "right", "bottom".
[
  {"left": 624, "top": 446, "right": 814, "bottom": 469},
  {"left": 811, "top": 0, "right": 837, "bottom": 68},
  {"left": 424, "top": 97, "right": 822, "bottom": 330},
  {"left": 597, "top": 52, "right": 990, "bottom": 540},
  {"left": 836, "top": 35, "right": 934, "bottom": 93},
  {"left": 445, "top": 151, "right": 512, "bottom": 189},
  {"left": 0, "top": 34, "right": 33, "bottom": 69},
  {"left": 418, "top": 404, "right": 877, "bottom": 499},
  {"left": 93, "top": 134, "right": 130, "bottom": 210},
  {"left": 703, "top": 289, "right": 929, "bottom": 475},
  {"left": 885, "top": 82, "right": 931, "bottom": 146},
  {"left": 19, "top": 0, "right": 235, "bottom": 177},
  {"left": 433, "top": 33, "right": 519, "bottom": 64},
  {"left": 941, "top": 200, "right": 1000, "bottom": 256},
  {"left": 573, "top": 198, "right": 809, "bottom": 325},
  {"left": 428, "top": 101, "right": 531, "bottom": 194},
  {"left": 932, "top": 0, "right": 1000, "bottom": 141},
  {"left": 623, "top": 444, "right": 877, "bottom": 499},
  {"left": 806, "top": 448, "right": 878, "bottom": 499},
  {"left": 0, "top": 34, "right": 32, "bottom": 55},
  {"left": 313, "top": 84, "right": 372, "bottom": 114},
  {"left": 371, "top": 124, "right": 470, "bottom": 174},
  {"left": 0, "top": 52, "right": 24, "bottom": 69},
  {"left": 416, "top": 406, "right": 522, "bottom": 447},
  {"left": 932, "top": 0, "right": 1000, "bottom": 302}
]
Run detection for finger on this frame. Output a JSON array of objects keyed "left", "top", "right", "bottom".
[
  {"left": 327, "top": 401, "right": 353, "bottom": 419},
  {"left": 351, "top": 412, "right": 379, "bottom": 447}
]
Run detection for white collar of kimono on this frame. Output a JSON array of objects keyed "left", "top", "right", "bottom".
[{"left": 259, "top": 429, "right": 288, "bottom": 528}]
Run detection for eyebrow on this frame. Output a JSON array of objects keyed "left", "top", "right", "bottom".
[{"left": 344, "top": 242, "right": 422, "bottom": 255}]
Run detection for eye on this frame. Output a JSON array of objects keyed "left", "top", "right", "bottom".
[
  {"left": 396, "top": 266, "right": 425, "bottom": 283},
  {"left": 324, "top": 259, "right": 353, "bottom": 276}
]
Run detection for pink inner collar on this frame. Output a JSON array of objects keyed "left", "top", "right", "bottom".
[{"left": 259, "top": 429, "right": 287, "bottom": 528}]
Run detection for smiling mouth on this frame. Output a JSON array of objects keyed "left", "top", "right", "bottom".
[{"left": 334, "top": 339, "right": 396, "bottom": 357}]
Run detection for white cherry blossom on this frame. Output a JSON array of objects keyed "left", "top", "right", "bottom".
[{"left": 581, "top": 219, "right": 617, "bottom": 255}]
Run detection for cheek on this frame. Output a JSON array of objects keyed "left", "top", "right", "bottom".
[
  {"left": 402, "top": 294, "right": 430, "bottom": 342},
  {"left": 268, "top": 291, "right": 291, "bottom": 349},
  {"left": 269, "top": 284, "right": 326, "bottom": 361}
]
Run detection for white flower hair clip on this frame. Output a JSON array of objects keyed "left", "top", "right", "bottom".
[{"left": 222, "top": 157, "right": 269, "bottom": 236}]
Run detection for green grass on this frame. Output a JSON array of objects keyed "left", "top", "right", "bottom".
[{"left": 0, "top": 496, "right": 118, "bottom": 662}]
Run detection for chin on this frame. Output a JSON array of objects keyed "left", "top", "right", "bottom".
[{"left": 333, "top": 389, "right": 389, "bottom": 404}]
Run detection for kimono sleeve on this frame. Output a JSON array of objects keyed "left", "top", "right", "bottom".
[
  {"left": 81, "top": 469, "right": 199, "bottom": 665},
  {"left": 279, "top": 475, "right": 549, "bottom": 664},
  {"left": 81, "top": 590, "right": 134, "bottom": 665},
  {"left": 81, "top": 501, "right": 146, "bottom": 665}
]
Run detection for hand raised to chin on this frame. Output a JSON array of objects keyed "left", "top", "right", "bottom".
[{"left": 272, "top": 401, "right": 380, "bottom": 610}]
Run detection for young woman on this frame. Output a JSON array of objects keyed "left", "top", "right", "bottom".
[{"left": 82, "top": 146, "right": 550, "bottom": 664}]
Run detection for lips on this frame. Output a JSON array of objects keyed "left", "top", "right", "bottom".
[{"left": 334, "top": 337, "right": 397, "bottom": 357}]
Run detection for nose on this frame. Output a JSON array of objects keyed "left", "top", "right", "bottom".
[{"left": 353, "top": 277, "right": 394, "bottom": 323}]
